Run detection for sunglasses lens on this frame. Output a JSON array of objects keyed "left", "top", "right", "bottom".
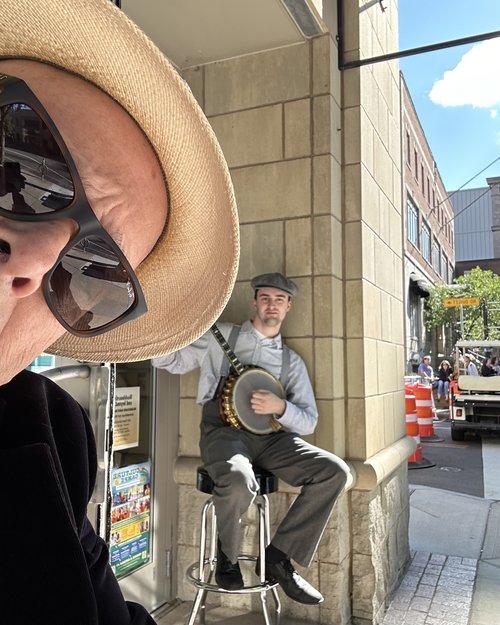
[
  {"left": 0, "top": 103, "right": 74, "bottom": 213},
  {"left": 48, "top": 235, "right": 138, "bottom": 333}
]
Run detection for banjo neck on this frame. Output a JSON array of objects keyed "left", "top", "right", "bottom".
[{"left": 210, "top": 324, "right": 246, "bottom": 376}]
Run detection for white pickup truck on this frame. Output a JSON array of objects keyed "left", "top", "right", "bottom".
[{"left": 451, "top": 340, "right": 500, "bottom": 441}]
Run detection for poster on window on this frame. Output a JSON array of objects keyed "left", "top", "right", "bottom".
[
  {"left": 110, "top": 461, "right": 151, "bottom": 578},
  {"left": 114, "top": 386, "right": 140, "bottom": 450}
]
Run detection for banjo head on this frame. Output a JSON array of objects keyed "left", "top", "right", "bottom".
[{"left": 230, "top": 368, "right": 285, "bottom": 434}]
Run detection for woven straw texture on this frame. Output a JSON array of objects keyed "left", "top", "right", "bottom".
[{"left": 0, "top": 0, "right": 239, "bottom": 362}]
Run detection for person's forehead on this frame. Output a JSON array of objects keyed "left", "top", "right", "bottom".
[{"left": 256, "top": 287, "right": 289, "bottom": 298}]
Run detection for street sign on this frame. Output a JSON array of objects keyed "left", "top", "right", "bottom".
[{"left": 443, "top": 297, "right": 481, "bottom": 307}]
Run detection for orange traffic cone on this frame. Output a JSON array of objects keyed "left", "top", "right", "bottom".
[
  {"left": 413, "top": 384, "right": 444, "bottom": 442},
  {"left": 405, "top": 393, "right": 422, "bottom": 462},
  {"left": 405, "top": 389, "right": 435, "bottom": 469}
]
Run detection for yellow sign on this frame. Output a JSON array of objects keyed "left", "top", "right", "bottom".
[{"left": 443, "top": 297, "right": 481, "bottom": 307}]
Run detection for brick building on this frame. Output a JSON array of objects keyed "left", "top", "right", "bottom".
[{"left": 401, "top": 74, "right": 455, "bottom": 371}]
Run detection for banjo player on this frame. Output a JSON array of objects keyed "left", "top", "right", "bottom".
[{"left": 153, "top": 272, "right": 350, "bottom": 604}]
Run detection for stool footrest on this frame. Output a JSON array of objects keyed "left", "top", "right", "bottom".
[{"left": 187, "top": 555, "right": 279, "bottom": 595}]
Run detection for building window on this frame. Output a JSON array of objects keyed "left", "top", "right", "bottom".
[
  {"left": 406, "top": 131, "right": 411, "bottom": 165},
  {"left": 414, "top": 150, "right": 418, "bottom": 180},
  {"left": 421, "top": 221, "right": 431, "bottom": 262},
  {"left": 407, "top": 197, "right": 419, "bottom": 247},
  {"left": 421, "top": 165, "right": 425, "bottom": 192},
  {"left": 442, "top": 252, "right": 448, "bottom": 283},
  {"left": 449, "top": 263, "right": 454, "bottom": 282},
  {"left": 433, "top": 238, "right": 441, "bottom": 275},
  {"left": 409, "top": 289, "right": 421, "bottom": 349},
  {"left": 427, "top": 177, "right": 430, "bottom": 203}
]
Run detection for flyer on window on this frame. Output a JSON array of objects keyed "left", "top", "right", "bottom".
[{"left": 109, "top": 461, "right": 151, "bottom": 577}]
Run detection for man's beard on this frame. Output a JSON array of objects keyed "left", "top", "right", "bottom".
[{"left": 263, "top": 315, "right": 281, "bottom": 327}]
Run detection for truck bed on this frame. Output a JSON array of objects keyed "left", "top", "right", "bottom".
[{"left": 457, "top": 375, "right": 500, "bottom": 393}]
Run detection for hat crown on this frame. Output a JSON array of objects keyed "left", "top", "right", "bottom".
[
  {"left": 1, "top": 0, "right": 239, "bottom": 361},
  {"left": 250, "top": 273, "right": 298, "bottom": 297}
]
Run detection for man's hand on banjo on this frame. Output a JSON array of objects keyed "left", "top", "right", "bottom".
[{"left": 251, "top": 389, "right": 286, "bottom": 417}]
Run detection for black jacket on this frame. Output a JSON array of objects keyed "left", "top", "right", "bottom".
[{"left": 0, "top": 370, "right": 156, "bottom": 625}]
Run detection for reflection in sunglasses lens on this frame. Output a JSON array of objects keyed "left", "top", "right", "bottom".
[
  {"left": 48, "top": 235, "right": 136, "bottom": 332},
  {"left": 0, "top": 102, "right": 74, "bottom": 213}
]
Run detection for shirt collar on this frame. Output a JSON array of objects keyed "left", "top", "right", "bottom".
[{"left": 242, "top": 319, "right": 282, "bottom": 348}]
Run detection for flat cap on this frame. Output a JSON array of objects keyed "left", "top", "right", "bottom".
[{"left": 250, "top": 272, "right": 299, "bottom": 297}]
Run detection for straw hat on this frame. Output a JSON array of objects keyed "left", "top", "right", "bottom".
[{"left": 0, "top": 0, "right": 239, "bottom": 362}]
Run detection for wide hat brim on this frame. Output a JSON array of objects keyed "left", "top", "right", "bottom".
[{"left": 0, "top": 0, "right": 239, "bottom": 362}]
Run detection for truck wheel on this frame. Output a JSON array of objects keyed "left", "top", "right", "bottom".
[{"left": 451, "top": 427, "right": 465, "bottom": 442}]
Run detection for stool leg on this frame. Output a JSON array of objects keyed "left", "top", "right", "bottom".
[
  {"left": 186, "top": 588, "right": 206, "bottom": 625},
  {"left": 261, "top": 494, "right": 281, "bottom": 623},
  {"left": 261, "top": 494, "right": 271, "bottom": 545},
  {"left": 208, "top": 499, "right": 217, "bottom": 573},
  {"left": 270, "top": 586, "right": 281, "bottom": 625},
  {"left": 200, "top": 501, "right": 217, "bottom": 624},
  {"left": 186, "top": 499, "right": 216, "bottom": 625},
  {"left": 257, "top": 500, "right": 281, "bottom": 625}
]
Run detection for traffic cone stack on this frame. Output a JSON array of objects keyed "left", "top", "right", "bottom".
[
  {"left": 404, "top": 383, "right": 437, "bottom": 469},
  {"left": 405, "top": 393, "right": 422, "bottom": 463},
  {"left": 413, "top": 384, "right": 444, "bottom": 442}
]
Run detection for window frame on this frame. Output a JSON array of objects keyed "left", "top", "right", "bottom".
[{"left": 407, "top": 196, "right": 419, "bottom": 247}]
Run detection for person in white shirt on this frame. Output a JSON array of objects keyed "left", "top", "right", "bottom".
[
  {"left": 153, "top": 273, "right": 350, "bottom": 605},
  {"left": 465, "top": 354, "right": 479, "bottom": 376}
]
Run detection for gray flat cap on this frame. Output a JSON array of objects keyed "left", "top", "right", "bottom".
[{"left": 250, "top": 272, "right": 299, "bottom": 297}]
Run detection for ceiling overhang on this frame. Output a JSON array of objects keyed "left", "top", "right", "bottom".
[{"left": 120, "top": 0, "right": 325, "bottom": 70}]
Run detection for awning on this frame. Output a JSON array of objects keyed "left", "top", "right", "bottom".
[{"left": 409, "top": 273, "right": 431, "bottom": 297}]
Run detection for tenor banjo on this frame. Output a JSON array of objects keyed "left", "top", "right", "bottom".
[{"left": 211, "top": 324, "right": 285, "bottom": 435}]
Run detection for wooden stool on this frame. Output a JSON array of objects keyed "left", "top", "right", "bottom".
[{"left": 186, "top": 466, "right": 281, "bottom": 625}]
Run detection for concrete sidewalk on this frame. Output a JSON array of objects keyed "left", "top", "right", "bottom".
[
  {"left": 382, "top": 486, "right": 500, "bottom": 625},
  {"left": 153, "top": 485, "right": 500, "bottom": 625}
]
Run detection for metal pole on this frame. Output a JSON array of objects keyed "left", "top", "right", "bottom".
[{"left": 336, "top": 0, "right": 500, "bottom": 70}]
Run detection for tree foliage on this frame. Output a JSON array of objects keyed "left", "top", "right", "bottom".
[{"left": 424, "top": 267, "right": 500, "bottom": 341}]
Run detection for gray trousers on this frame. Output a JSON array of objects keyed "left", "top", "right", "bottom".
[{"left": 200, "top": 402, "right": 349, "bottom": 566}]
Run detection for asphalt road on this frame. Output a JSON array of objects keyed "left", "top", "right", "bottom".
[{"left": 408, "top": 412, "right": 500, "bottom": 498}]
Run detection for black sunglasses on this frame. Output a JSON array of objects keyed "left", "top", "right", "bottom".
[{"left": 0, "top": 73, "right": 147, "bottom": 337}]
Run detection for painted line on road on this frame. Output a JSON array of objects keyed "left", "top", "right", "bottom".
[{"left": 482, "top": 438, "right": 500, "bottom": 500}]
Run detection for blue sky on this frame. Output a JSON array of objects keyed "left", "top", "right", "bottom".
[{"left": 399, "top": 0, "right": 500, "bottom": 191}]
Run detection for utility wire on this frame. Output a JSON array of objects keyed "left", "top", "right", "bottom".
[
  {"left": 445, "top": 156, "right": 500, "bottom": 203},
  {"left": 428, "top": 156, "right": 500, "bottom": 222},
  {"left": 439, "top": 180, "right": 500, "bottom": 234}
]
